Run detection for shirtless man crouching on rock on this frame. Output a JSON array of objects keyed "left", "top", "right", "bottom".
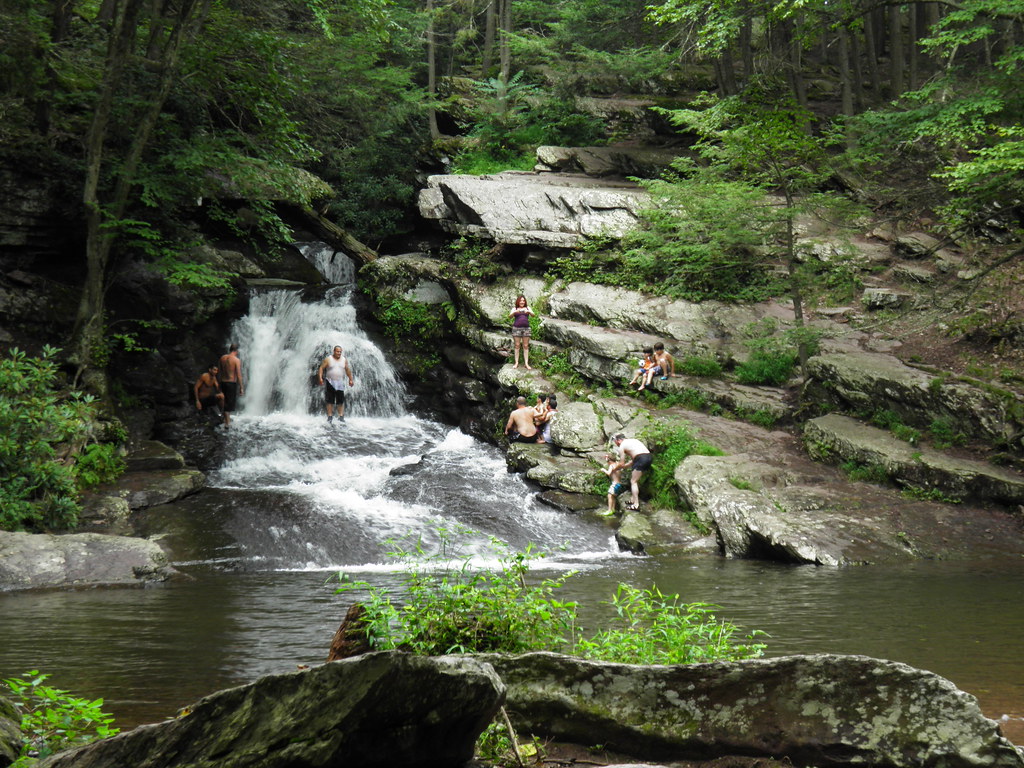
[{"left": 504, "top": 396, "right": 540, "bottom": 443}]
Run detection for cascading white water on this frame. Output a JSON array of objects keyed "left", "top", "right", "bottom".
[
  {"left": 206, "top": 242, "right": 618, "bottom": 572},
  {"left": 230, "top": 245, "right": 403, "bottom": 418}
]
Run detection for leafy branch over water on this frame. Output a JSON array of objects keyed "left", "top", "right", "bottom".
[{"left": 334, "top": 524, "right": 767, "bottom": 663}]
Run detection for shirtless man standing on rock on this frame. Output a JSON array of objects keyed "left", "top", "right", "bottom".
[
  {"left": 504, "top": 396, "right": 539, "bottom": 443},
  {"left": 218, "top": 343, "right": 244, "bottom": 428}
]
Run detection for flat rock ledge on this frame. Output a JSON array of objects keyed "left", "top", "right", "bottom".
[
  {"left": 38, "top": 652, "right": 505, "bottom": 768},
  {"left": 477, "top": 652, "right": 1024, "bottom": 768},
  {"left": 804, "top": 414, "right": 1024, "bottom": 505},
  {"left": 0, "top": 531, "right": 177, "bottom": 591}
]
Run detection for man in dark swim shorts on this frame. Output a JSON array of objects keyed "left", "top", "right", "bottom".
[{"left": 503, "top": 395, "right": 540, "bottom": 443}]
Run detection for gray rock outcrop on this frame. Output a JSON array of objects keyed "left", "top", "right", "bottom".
[
  {"left": 39, "top": 652, "right": 505, "bottom": 768},
  {"left": 479, "top": 652, "right": 1024, "bottom": 768},
  {"left": 418, "top": 172, "right": 648, "bottom": 248},
  {"left": 0, "top": 531, "right": 177, "bottom": 591},
  {"left": 804, "top": 414, "right": 1024, "bottom": 505},
  {"left": 805, "top": 352, "right": 1024, "bottom": 451}
]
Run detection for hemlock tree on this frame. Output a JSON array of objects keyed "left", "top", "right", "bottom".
[{"left": 655, "top": 84, "right": 863, "bottom": 370}]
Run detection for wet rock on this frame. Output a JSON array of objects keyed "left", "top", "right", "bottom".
[
  {"left": 894, "top": 231, "right": 943, "bottom": 257},
  {"left": 616, "top": 507, "right": 714, "bottom": 556},
  {"left": 39, "top": 652, "right": 505, "bottom": 768},
  {"left": 477, "top": 652, "right": 1024, "bottom": 768},
  {"left": 0, "top": 531, "right": 177, "bottom": 591},
  {"left": 862, "top": 287, "right": 911, "bottom": 309},
  {"left": 674, "top": 451, "right": 1024, "bottom": 565},
  {"left": 525, "top": 453, "right": 603, "bottom": 494},
  {"left": 0, "top": 694, "right": 22, "bottom": 768},
  {"left": 124, "top": 440, "right": 186, "bottom": 472},
  {"left": 536, "top": 490, "right": 605, "bottom": 513}
]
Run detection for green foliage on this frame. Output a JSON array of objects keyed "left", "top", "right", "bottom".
[
  {"left": 841, "top": 461, "right": 891, "bottom": 485},
  {"left": 574, "top": 584, "right": 767, "bottom": 664},
  {"left": 734, "top": 349, "right": 798, "bottom": 387},
  {"left": 678, "top": 355, "right": 722, "bottom": 378},
  {"left": 538, "top": 352, "right": 585, "bottom": 394},
  {"left": 728, "top": 476, "right": 755, "bottom": 490},
  {"left": 72, "top": 444, "right": 126, "bottom": 490},
  {"left": 335, "top": 528, "right": 580, "bottom": 655},
  {"left": 378, "top": 297, "right": 446, "bottom": 372},
  {"left": 156, "top": 257, "right": 234, "bottom": 294},
  {"left": 3, "top": 670, "right": 119, "bottom": 765},
  {"left": 901, "top": 486, "right": 963, "bottom": 504},
  {"left": 443, "top": 236, "right": 505, "bottom": 282},
  {"left": 618, "top": 169, "right": 780, "bottom": 302},
  {"left": 870, "top": 409, "right": 921, "bottom": 445},
  {"left": 929, "top": 418, "right": 968, "bottom": 449},
  {"left": 0, "top": 347, "right": 94, "bottom": 532},
  {"left": 638, "top": 421, "right": 725, "bottom": 512},
  {"left": 335, "top": 529, "right": 767, "bottom": 669}
]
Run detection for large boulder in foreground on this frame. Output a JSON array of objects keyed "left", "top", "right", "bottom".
[
  {"left": 478, "top": 652, "right": 1024, "bottom": 768},
  {"left": 40, "top": 652, "right": 505, "bottom": 768},
  {"left": 0, "top": 531, "right": 177, "bottom": 591}
]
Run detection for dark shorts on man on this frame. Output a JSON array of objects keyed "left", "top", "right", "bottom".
[
  {"left": 199, "top": 394, "right": 220, "bottom": 411},
  {"left": 510, "top": 431, "right": 539, "bottom": 444},
  {"left": 325, "top": 381, "right": 346, "bottom": 405},
  {"left": 632, "top": 453, "right": 653, "bottom": 472},
  {"left": 221, "top": 381, "right": 239, "bottom": 412}
]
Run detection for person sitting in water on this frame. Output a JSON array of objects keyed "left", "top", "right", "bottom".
[
  {"left": 504, "top": 396, "right": 539, "bottom": 443},
  {"left": 194, "top": 364, "right": 225, "bottom": 422}
]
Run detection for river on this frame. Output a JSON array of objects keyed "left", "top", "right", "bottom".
[{"left": 1, "top": 244, "right": 1022, "bottom": 745}]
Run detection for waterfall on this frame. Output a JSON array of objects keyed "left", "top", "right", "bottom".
[{"left": 230, "top": 244, "right": 403, "bottom": 418}]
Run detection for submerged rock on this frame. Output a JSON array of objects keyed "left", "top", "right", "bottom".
[
  {"left": 479, "top": 652, "right": 1024, "bottom": 768},
  {"left": 39, "top": 652, "right": 505, "bottom": 768}
]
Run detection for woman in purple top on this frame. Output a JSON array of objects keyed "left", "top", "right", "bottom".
[{"left": 509, "top": 294, "right": 534, "bottom": 369}]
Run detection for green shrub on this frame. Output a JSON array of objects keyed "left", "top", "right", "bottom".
[
  {"left": 378, "top": 297, "right": 446, "bottom": 372},
  {"left": 638, "top": 421, "right": 725, "bottom": 514},
  {"left": 3, "top": 670, "right": 119, "bottom": 764},
  {"left": 929, "top": 417, "right": 967, "bottom": 449},
  {"left": 335, "top": 528, "right": 580, "bottom": 655},
  {"left": 841, "top": 461, "right": 890, "bottom": 484},
  {"left": 0, "top": 347, "right": 96, "bottom": 532},
  {"left": 574, "top": 584, "right": 767, "bottom": 664},
  {"left": 734, "top": 349, "right": 798, "bottom": 386},
  {"left": 72, "top": 444, "right": 126, "bottom": 490},
  {"left": 678, "top": 355, "right": 723, "bottom": 378}
]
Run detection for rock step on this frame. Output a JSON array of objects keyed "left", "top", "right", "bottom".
[
  {"left": 803, "top": 414, "right": 1024, "bottom": 505},
  {"left": 124, "top": 440, "right": 186, "bottom": 472},
  {"left": 805, "top": 352, "right": 1024, "bottom": 452}
]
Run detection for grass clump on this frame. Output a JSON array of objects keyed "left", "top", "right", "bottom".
[{"left": 678, "top": 355, "right": 723, "bottom": 378}]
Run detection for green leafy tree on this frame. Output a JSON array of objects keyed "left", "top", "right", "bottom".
[{"left": 0, "top": 347, "right": 94, "bottom": 532}]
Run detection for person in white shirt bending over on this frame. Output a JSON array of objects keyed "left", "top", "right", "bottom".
[
  {"left": 317, "top": 345, "right": 354, "bottom": 424},
  {"left": 612, "top": 433, "right": 653, "bottom": 511}
]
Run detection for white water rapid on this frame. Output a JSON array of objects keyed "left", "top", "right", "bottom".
[{"left": 205, "top": 242, "right": 620, "bottom": 574}]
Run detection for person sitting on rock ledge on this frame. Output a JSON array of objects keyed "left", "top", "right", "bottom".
[
  {"left": 504, "top": 396, "right": 539, "bottom": 443},
  {"left": 194, "top": 364, "right": 225, "bottom": 424}
]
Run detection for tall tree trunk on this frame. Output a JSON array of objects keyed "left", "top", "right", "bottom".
[
  {"left": 426, "top": 0, "right": 440, "bottom": 140},
  {"left": 74, "top": 0, "right": 208, "bottom": 392},
  {"left": 907, "top": 2, "right": 919, "bottom": 89},
  {"left": 849, "top": 23, "right": 865, "bottom": 111},
  {"left": 481, "top": 0, "right": 496, "bottom": 74},
  {"left": 499, "top": 0, "right": 511, "bottom": 84},
  {"left": 862, "top": 5, "right": 881, "bottom": 101},
  {"left": 739, "top": 15, "right": 753, "bottom": 84},
  {"left": 838, "top": 25, "right": 855, "bottom": 120},
  {"left": 888, "top": 5, "right": 904, "bottom": 98},
  {"left": 718, "top": 44, "right": 737, "bottom": 96},
  {"left": 786, "top": 20, "right": 809, "bottom": 112}
]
